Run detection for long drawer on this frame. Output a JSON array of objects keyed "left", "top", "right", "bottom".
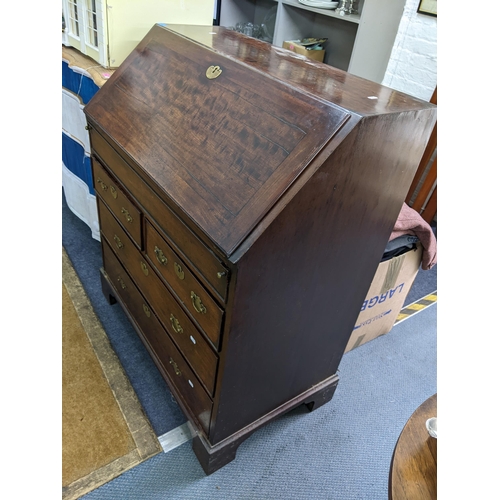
[
  {"left": 102, "top": 238, "right": 213, "bottom": 434},
  {"left": 145, "top": 220, "right": 224, "bottom": 348},
  {"left": 90, "top": 127, "right": 229, "bottom": 302},
  {"left": 98, "top": 198, "right": 218, "bottom": 396}
]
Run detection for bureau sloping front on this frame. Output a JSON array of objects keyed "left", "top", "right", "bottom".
[
  {"left": 84, "top": 26, "right": 351, "bottom": 255},
  {"left": 84, "top": 24, "right": 437, "bottom": 475}
]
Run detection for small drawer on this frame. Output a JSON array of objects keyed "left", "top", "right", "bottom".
[
  {"left": 90, "top": 127, "right": 229, "bottom": 302},
  {"left": 97, "top": 198, "right": 139, "bottom": 275},
  {"left": 145, "top": 221, "right": 224, "bottom": 348},
  {"left": 102, "top": 239, "right": 213, "bottom": 434},
  {"left": 92, "top": 157, "right": 142, "bottom": 247}
]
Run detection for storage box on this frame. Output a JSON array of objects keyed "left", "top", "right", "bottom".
[
  {"left": 282, "top": 41, "right": 325, "bottom": 62},
  {"left": 345, "top": 244, "right": 423, "bottom": 352}
]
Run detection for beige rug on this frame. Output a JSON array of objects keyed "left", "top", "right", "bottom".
[{"left": 62, "top": 248, "right": 161, "bottom": 500}]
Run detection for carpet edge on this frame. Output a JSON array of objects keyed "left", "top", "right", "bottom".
[{"left": 62, "top": 247, "right": 162, "bottom": 498}]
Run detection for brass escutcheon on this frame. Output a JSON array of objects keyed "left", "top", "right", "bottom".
[
  {"left": 110, "top": 186, "right": 117, "bottom": 199},
  {"left": 140, "top": 261, "right": 149, "bottom": 276},
  {"left": 190, "top": 291, "right": 207, "bottom": 314},
  {"left": 154, "top": 246, "right": 167, "bottom": 266},
  {"left": 169, "top": 357, "right": 181, "bottom": 376},
  {"left": 174, "top": 262, "right": 185, "bottom": 280},
  {"left": 114, "top": 235, "right": 123, "bottom": 249},
  {"left": 121, "top": 207, "right": 133, "bottom": 223},
  {"left": 206, "top": 65, "right": 222, "bottom": 79},
  {"left": 143, "top": 304, "right": 151, "bottom": 317},
  {"left": 170, "top": 314, "right": 183, "bottom": 334},
  {"left": 117, "top": 277, "right": 126, "bottom": 289}
]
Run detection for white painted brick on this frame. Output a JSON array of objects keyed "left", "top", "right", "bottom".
[
  {"left": 406, "top": 37, "right": 436, "bottom": 58},
  {"left": 385, "top": 74, "right": 434, "bottom": 101},
  {"left": 382, "top": 0, "right": 437, "bottom": 100}
]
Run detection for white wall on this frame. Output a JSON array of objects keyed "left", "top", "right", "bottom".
[{"left": 382, "top": 0, "right": 437, "bottom": 101}]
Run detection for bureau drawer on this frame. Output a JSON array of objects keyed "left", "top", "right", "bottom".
[
  {"left": 145, "top": 220, "right": 224, "bottom": 348},
  {"left": 90, "top": 127, "right": 229, "bottom": 302},
  {"left": 92, "top": 157, "right": 142, "bottom": 247},
  {"left": 99, "top": 199, "right": 219, "bottom": 395},
  {"left": 102, "top": 239, "right": 213, "bottom": 434}
]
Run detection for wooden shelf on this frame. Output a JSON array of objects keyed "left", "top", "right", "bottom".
[{"left": 219, "top": 0, "right": 406, "bottom": 84}]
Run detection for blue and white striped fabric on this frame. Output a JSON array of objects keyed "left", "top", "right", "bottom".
[
  {"left": 62, "top": 60, "right": 101, "bottom": 240},
  {"left": 62, "top": 61, "right": 100, "bottom": 105}
]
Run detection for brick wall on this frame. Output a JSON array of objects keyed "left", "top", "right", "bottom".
[{"left": 382, "top": 0, "right": 437, "bottom": 101}]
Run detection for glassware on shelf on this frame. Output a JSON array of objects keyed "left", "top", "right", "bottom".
[
  {"left": 243, "top": 22, "right": 253, "bottom": 36},
  {"left": 253, "top": 24, "right": 263, "bottom": 38},
  {"left": 336, "top": 0, "right": 356, "bottom": 16},
  {"left": 225, "top": 6, "right": 277, "bottom": 43}
]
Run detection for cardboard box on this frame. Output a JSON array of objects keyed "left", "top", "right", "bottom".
[
  {"left": 282, "top": 41, "right": 325, "bottom": 62},
  {"left": 345, "top": 243, "right": 423, "bottom": 352}
]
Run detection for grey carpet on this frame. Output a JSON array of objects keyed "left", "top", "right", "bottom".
[{"left": 82, "top": 303, "right": 437, "bottom": 499}]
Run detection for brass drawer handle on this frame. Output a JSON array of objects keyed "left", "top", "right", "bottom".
[
  {"left": 174, "top": 262, "right": 185, "bottom": 280},
  {"left": 96, "top": 178, "right": 108, "bottom": 191},
  {"left": 170, "top": 314, "right": 183, "bottom": 334},
  {"left": 143, "top": 304, "right": 151, "bottom": 317},
  {"left": 110, "top": 186, "right": 117, "bottom": 199},
  {"left": 121, "top": 207, "right": 133, "bottom": 223},
  {"left": 169, "top": 357, "right": 181, "bottom": 376},
  {"left": 190, "top": 291, "right": 207, "bottom": 314},
  {"left": 140, "top": 261, "right": 149, "bottom": 276},
  {"left": 117, "top": 276, "right": 126, "bottom": 289},
  {"left": 114, "top": 235, "right": 124, "bottom": 249},
  {"left": 217, "top": 271, "right": 226, "bottom": 279},
  {"left": 154, "top": 246, "right": 168, "bottom": 266}
]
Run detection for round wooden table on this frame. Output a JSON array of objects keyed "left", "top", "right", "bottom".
[{"left": 389, "top": 393, "right": 437, "bottom": 500}]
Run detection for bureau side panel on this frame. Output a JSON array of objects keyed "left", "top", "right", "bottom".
[{"left": 210, "top": 108, "right": 436, "bottom": 444}]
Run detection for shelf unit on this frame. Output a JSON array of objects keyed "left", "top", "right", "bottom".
[{"left": 219, "top": 0, "right": 406, "bottom": 83}]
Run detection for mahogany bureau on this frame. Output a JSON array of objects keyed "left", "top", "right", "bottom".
[{"left": 83, "top": 24, "right": 436, "bottom": 474}]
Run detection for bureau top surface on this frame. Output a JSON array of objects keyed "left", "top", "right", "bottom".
[{"left": 84, "top": 24, "right": 433, "bottom": 256}]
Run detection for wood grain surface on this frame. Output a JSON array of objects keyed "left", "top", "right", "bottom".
[
  {"left": 84, "top": 25, "right": 351, "bottom": 255},
  {"left": 389, "top": 394, "right": 437, "bottom": 500}
]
